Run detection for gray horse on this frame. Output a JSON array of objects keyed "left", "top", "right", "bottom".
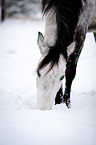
[{"left": 36, "top": 0, "right": 96, "bottom": 110}]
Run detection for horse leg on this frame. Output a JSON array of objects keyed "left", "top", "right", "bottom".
[
  {"left": 63, "top": 0, "right": 95, "bottom": 108},
  {"left": 63, "top": 27, "right": 86, "bottom": 108},
  {"left": 55, "top": 85, "right": 63, "bottom": 105},
  {"left": 63, "top": 53, "right": 77, "bottom": 108},
  {"left": 93, "top": 32, "right": 96, "bottom": 42}
]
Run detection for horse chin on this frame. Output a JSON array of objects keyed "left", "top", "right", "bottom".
[
  {"left": 37, "top": 86, "right": 61, "bottom": 110},
  {"left": 37, "top": 98, "right": 53, "bottom": 110},
  {"left": 36, "top": 79, "right": 63, "bottom": 110}
]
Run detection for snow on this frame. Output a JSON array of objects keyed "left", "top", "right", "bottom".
[{"left": 0, "top": 19, "right": 96, "bottom": 145}]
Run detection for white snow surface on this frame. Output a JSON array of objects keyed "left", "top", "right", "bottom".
[{"left": 0, "top": 19, "right": 96, "bottom": 145}]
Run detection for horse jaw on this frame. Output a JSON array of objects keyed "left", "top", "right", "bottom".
[{"left": 36, "top": 55, "right": 66, "bottom": 110}]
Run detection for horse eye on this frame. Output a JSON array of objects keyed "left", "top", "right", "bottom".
[
  {"left": 37, "top": 70, "right": 41, "bottom": 77},
  {"left": 60, "top": 75, "right": 64, "bottom": 81}
]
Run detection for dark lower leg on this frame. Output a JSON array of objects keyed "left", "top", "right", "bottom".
[
  {"left": 63, "top": 53, "right": 76, "bottom": 108},
  {"left": 55, "top": 85, "right": 63, "bottom": 105},
  {"left": 94, "top": 32, "right": 96, "bottom": 42},
  {"left": 63, "top": 27, "right": 85, "bottom": 108}
]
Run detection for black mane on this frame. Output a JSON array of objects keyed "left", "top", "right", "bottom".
[{"left": 38, "top": 0, "right": 82, "bottom": 71}]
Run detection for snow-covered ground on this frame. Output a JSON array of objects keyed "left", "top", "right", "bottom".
[{"left": 0, "top": 19, "right": 96, "bottom": 145}]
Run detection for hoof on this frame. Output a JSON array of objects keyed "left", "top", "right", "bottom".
[{"left": 63, "top": 98, "right": 71, "bottom": 108}]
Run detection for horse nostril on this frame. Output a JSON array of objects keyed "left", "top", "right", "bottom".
[
  {"left": 37, "top": 70, "right": 41, "bottom": 77},
  {"left": 60, "top": 75, "right": 64, "bottom": 81}
]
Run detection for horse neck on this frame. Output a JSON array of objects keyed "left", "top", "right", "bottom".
[{"left": 44, "top": 11, "right": 57, "bottom": 46}]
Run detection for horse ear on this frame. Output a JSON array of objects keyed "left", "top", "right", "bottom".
[{"left": 37, "top": 32, "right": 48, "bottom": 55}]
